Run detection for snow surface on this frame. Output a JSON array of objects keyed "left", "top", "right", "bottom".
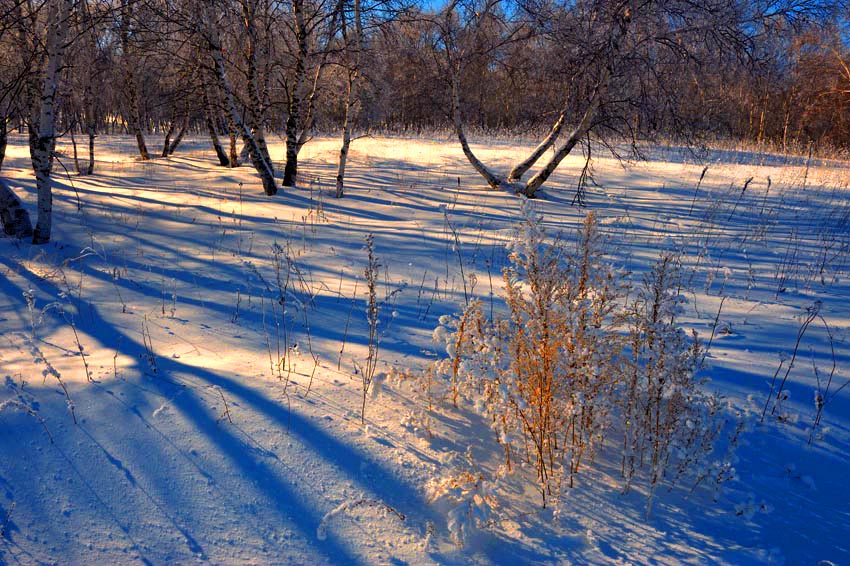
[{"left": 1, "top": 134, "right": 849, "bottom": 565}]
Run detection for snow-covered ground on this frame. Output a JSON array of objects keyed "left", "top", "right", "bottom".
[{"left": 1, "top": 134, "right": 848, "bottom": 565}]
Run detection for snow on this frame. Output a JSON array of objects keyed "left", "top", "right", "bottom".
[{"left": 1, "top": 134, "right": 849, "bottom": 564}]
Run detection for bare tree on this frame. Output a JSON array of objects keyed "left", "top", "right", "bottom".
[
  {"left": 197, "top": 1, "right": 278, "bottom": 195},
  {"left": 334, "top": 0, "right": 364, "bottom": 197},
  {"left": 27, "top": 0, "right": 72, "bottom": 244},
  {"left": 120, "top": 0, "right": 151, "bottom": 160},
  {"left": 280, "top": 0, "right": 341, "bottom": 187},
  {"left": 440, "top": 0, "right": 837, "bottom": 198}
]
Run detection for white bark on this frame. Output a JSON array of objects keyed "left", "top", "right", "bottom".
[
  {"left": 202, "top": 81, "right": 230, "bottom": 166},
  {"left": 335, "top": 0, "right": 362, "bottom": 198},
  {"left": 121, "top": 0, "right": 150, "bottom": 161},
  {"left": 336, "top": 70, "right": 358, "bottom": 198},
  {"left": 242, "top": 0, "right": 273, "bottom": 167},
  {"left": 32, "top": 0, "right": 71, "bottom": 244},
  {"left": 507, "top": 101, "right": 570, "bottom": 182},
  {"left": 451, "top": 72, "right": 504, "bottom": 190},
  {"left": 200, "top": 3, "right": 277, "bottom": 195},
  {"left": 447, "top": 4, "right": 632, "bottom": 199},
  {"left": 522, "top": 10, "right": 631, "bottom": 197}
]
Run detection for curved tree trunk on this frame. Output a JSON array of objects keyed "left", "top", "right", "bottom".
[
  {"left": 242, "top": 0, "right": 273, "bottom": 168},
  {"left": 202, "top": 82, "right": 230, "bottom": 166},
  {"left": 335, "top": 0, "right": 362, "bottom": 198},
  {"left": 451, "top": 72, "right": 503, "bottom": 190},
  {"left": 167, "top": 117, "right": 188, "bottom": 155},
  {"left": 448, "top": 4, "right": 631, "bottom": 199},
  {"left": 161, "top": 113, "right": 176, "bottom": 157},
  {"left": 507, "top": 102, "right": 570, "bottom": 182},
  {"left": 201, "top": 4, "right": 276, "bottom": 195}
]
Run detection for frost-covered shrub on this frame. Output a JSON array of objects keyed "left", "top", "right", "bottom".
[
  {"left": 433, "top": 203, "right": 623, "bottom": 506},
  {"left": 431, "top": 203, "right": 730, "bottom": 515},
  {"left": 620, "top": 253, "right": 725, "bottom": 514}
]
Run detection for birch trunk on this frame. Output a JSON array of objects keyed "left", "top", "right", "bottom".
[
  {"left": 335, "top": 0, "right": 362, "bottom": 198},
  {"left": 0, "top": 117, "right": 7, "bottom": 171},
  {"left": 522, "top": 98, "right": 599, "bottom": 197},
  {"left": 0, "top": 178, "right": 33, "bottom": 238},
  {"left": 32, "top": 0, "right": 71, "bottom": 244},
  {"left": 522, "top": 10, "right": 631, "bottom": 197},
  {"left": 121, "top": 0, "right": 149, "bottom": 160},
  {"left": 507, "top": 102, "right": 569, "bottom": 182},
  {"left": 451, "top": 72, "right": 503, "bottom": 189},
  {"left": 336, "top": 71, "right": 357, "bottom": 198},
  {"left": 201, "top": 4, "right": 277, "bottom": 194},
  {"left": 167, "top": 117, "right": 187, "bottom": 155},
  {"left": 283, "top": 0, "right": 309, "bottom": 187},
  {"left": 447, "top": 4, "right": 631, "bottom": 198},
  {"left": 242, "top": 0, "right": 273, "bottom": 168},
  {"left": 161, "top": 114, "right": 176, "bottom": 157},
  {"left": 202, "top": 83, "right": 230, "bottom": 166}
]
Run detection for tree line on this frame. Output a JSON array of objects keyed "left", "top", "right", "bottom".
[{"left": 0, "top": 0, "right": 847, "bottom": 243}]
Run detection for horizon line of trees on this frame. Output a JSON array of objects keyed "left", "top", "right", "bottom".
[{"left": 0, "top": 0, "right": 848, "bottom": 242}]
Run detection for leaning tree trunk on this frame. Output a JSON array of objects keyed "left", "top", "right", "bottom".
[
  {"left": 520, "top": 11, "right": 631, "bottom": 198},
  {"left": 32, "top": 0, "right": 71, "bottom": 244},
  {"left": 451, "top": 71, "right": 503, "bottom": 190},
  {"left": 205, "top": 113, "right": 229, "bottom": 166},
  {"left": 201, "top": 4, "right": 276, "bottom": 194},
  {"left": 202, "top": 82, "right": 229, "bottom": 166},
  {"left": 167, "top": 117, "right": 188, "bottom": 155},
  {"left": 446, "top": 3, "right": 630, "bottom": 199},
  {"left": 161, "top": 112, "right": 176, "bottom": 157},
  {"left": 242, "top": 0, "right": 273, "bottom": 168},
  {"left": 0, "top": 178, "right": 33, "bottom": 238},
  {"left": 507, "top": 101, "right": 570, "bottom": 182}
]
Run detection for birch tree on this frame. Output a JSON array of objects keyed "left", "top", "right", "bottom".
[
  {"left": 334, "top": 0, "right": 364, "bottom": 197},
  {"left": 120, "top": 0, "right": 151, "bottom": 160},
  {"left": 197, "top": 1, "right": 278, "bottom": 195},
  {"left": 441, "top": 0, "right": 834, "bottom": 198},
  {"left": 31, "top": 0, "right": 72, "bottom": 244},
  {"left": 280, "top": 0, "right": 340, "bottom": 187}
]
